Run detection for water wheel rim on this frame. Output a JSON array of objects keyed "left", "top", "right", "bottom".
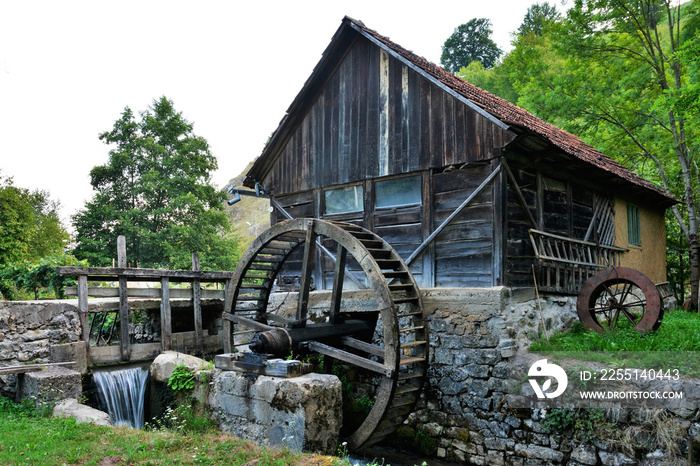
[
  {"left": 223, "top": 219, "right": 428, "bottom": 451},
  {"left": 577, "top": 267, "right": 663, "bottom": 333}
]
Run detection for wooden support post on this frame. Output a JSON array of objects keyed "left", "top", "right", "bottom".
[
  {"left": 223, "top": 277, "right": 234, "bottom": 354},
  {"left": 77, "top": 274, "right": 90, "bottom": 361},
  {"left": 117, "top": 235, "right": 130, "bottom": 361},
  {"left": 160, "top": 277, "right": 172, "bottom": 351},
  {"left": 192, "top": 253, "right": 203, "bottom": 356}
]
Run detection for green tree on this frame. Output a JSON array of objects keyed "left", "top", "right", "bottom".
[
  {"left": 517, "top": 2, "right": 561, "bottom": 37},
  {"left": 456, "top": 3, "right": 561, "bottom": 104},
  {"left": 441, "top": 18, "right": 502, "bottom": 72},
  {"left": 0, "top": 174, "right": 69, "bottom": 266},
  {"left": 556, "top": 0, "right": 699, "bottom": 308},
  {"left": 72, "top": 96, "right": 241, "bottom": 270}
]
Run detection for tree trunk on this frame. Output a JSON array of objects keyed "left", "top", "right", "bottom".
[{"left": 689, "top": 234, "right": 700, "bottom": 311}]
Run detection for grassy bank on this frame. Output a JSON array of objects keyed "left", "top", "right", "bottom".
[
  {"left": 531, "top": 309, "right": 700, "bottom": 352},
  {"left": 0, "top": 397, "right": 342, "bottom": 466},
  {"left": 529, "top": 309, "right": 700, "bottom": 377}
]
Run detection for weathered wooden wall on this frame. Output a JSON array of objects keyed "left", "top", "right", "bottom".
[
  {"left": 257, "top": 35, "right": 516, "bottom": 289},
  {"left": 504, "top": 162, "right": 596, "bottom": 288},
  {"left": 261, "top": 36, "right": 513, "bottom": 195}
]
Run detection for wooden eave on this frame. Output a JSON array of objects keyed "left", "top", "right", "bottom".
[{"left": 504, "top": 130, "right": 677, "bottom": 210}]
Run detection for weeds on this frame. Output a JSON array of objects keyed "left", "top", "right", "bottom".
[{"left": 168, "top": 364, "right": 196, "bottom": 392}]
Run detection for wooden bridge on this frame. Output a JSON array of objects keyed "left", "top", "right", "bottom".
[{"left": 57, "top": 236, "right": 233, "bottom": 366}]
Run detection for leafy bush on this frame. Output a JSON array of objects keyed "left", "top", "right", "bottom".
[
  {"left": 541, "top": 408, "right": 608, "bottom": 442},
  {"left": 0, "top": 254, "right": 85, "bottom": 300},
  {"left": 167, "top": 364, "right": 196, "bottom": 392}
]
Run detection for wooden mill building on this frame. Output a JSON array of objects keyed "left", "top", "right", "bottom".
[{"left": 243, "top": 17, "right": 676, "bottom": 294}]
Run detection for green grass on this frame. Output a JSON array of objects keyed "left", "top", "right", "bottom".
[
  {"left": 531, "top": 309, "right": 700, "bottom": 352},
  {"left": 0, "top": 397, "right": 342, "bottom": 466},
  {"left": 529, "top": 309, "right": 700, "bottom": 377}
]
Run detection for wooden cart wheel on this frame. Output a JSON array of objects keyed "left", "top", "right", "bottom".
[
  {"left": 222, "top": 219, "right": 428, "bottom": 451},
  {"left": 577, "top": 267, "right": 663, "bottom": 333}
]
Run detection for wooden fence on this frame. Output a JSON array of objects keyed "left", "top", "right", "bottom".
[{"left": 56, "top": 236, "right": 233, "bottom": 365}]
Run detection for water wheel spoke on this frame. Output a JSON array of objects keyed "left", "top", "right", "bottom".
[
  {"left": 307, "top": 340, "right": 393, "bottom": 377},
  {"left": 329, "top": 246, "right": 348, "bottom": 324},
  {"left": 608, "top": 309, "right": 621, "bottom": 328},
  {"left": 620, "top": 307, "right": 642, "bottom": 325},
  {"left": 223, "top": 312, "right": 274, "bottom": 332},
  {"left": 295, "top": 223, "right": 317, "bottom": 327},
  {"left": 618, "top": 282, "right": 633, "bottom": 305},
  {"left": 618, "top": 298, "right": 646, "bottom": 308},
  {"left": 340, "top": 336, "right": 385, "bottom": 358}
]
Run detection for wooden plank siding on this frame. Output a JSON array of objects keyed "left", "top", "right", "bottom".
[
  {"left": 432, "top": 166, "right": 495, "bottom": 287},
  {"left": 262, "top": 35, "right": 512, "bottom": 195},
  {"left": 504, "top": 162, "right": 596, "bottom": 289},
  {"left": 259, "top": 35, "right": 514, "bottom": 290}
]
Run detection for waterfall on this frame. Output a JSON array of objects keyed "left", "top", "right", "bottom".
[{"left": 93, "top": 367, "right": 149, "bottom": 429}]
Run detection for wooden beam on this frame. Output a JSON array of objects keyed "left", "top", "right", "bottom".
[
  {"left": 77, "top": 275, "right": 89, "bottom": 349},
  {"left": 502, "top": 159, "right": 537, "bottom": 230},
  {"left": 223, "top": 277, "right": 234, "bottom": 354},
  {"left": 192, "top": 254, "right": 203, "bottom": 355},
  {"left": 64, "top": 287, "right": 226, "bottom": 299},
  {"left": 406, "top": 165, "right": 502, "bottom": 266},
  {"left": 307, "top": 340, "right": 393, "bottom": 377},
  {"left": 295, "top": 220, "right": 317, "bottom": 327},
  {"left": 329, "top": 246, "right": 347, "bottom": 324},
  {"left": 160, "top": 277, "right": 172, "bottom": 351},
  {"left": 56, "top": 266, "right": 234, "bottom": 283},
  {"left": 0, "top": 361, "right": 76, "bottom": 375},
  {"left": 117, "top": 236, "right": 130, "bottom": 361}
]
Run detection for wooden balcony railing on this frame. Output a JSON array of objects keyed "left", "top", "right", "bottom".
[{"left": 529, "top": 229, "right": 628, "bottom": 294}]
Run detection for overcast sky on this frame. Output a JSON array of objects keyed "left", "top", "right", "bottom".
[{"left": 0, "top": 0, "right": 565, "bottom": 224}]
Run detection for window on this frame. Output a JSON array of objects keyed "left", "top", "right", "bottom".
[
  {"left": 627, "top": 204, "right": 641, "bottom": 246},
  {"left": 374, "top": 175, "right": 421, "bottom": 209},
  {"left": 324, "top": 185, "right": 364, "bottom": 215}
]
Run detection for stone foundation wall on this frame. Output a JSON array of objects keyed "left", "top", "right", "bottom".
[
  {"left": 0, "top": 300, "right": 83, "bottom": 397},
  {"left": 405, "top": 287, "right": 700, "bottom": 465},
  {"left": 209, "top": 370, "right": 342, "bottom": 454},
  {"left": 2, "top": 290, "right": 699, "bottom": 464}
]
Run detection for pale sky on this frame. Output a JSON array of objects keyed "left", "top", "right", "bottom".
[{"left": 0, "top": 0, "right": 560, "bottom": 225}]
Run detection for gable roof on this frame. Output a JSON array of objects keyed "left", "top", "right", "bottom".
[{"left": 246, "top": 16, "right": 676, "bottom": 208}]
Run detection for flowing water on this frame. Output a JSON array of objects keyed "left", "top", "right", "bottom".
[{"left": 93, "top": 367, "right": 149, "bottom": 429}]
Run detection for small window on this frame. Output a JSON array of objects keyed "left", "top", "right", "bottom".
[
  {"left": 374, "top": 175, "right": 421, "bottom": 209},
  {"left": 324, "top": 185, "right": 364, "bottom": 215},
  {"left": 627, "top": 204, "right": 641, "bottom": 246}
]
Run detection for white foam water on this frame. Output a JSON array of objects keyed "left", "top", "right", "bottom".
[{"left": 93, "top": 367, "right": 149, "bottom": 429}]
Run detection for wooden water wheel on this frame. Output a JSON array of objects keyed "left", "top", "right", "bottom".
[
  {"left": 222, "top": 219, "right": 428, "bottom": 451},
  {"left": 576, "top": 266, "right": 664, "bottom": 333}
]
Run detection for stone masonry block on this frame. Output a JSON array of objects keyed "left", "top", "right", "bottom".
[
  {"left": 210, "top": 370, "right": 341, "bottom": 454},
  {"left": 19, "top": 366, "right": 81, "bottom": 408}
]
